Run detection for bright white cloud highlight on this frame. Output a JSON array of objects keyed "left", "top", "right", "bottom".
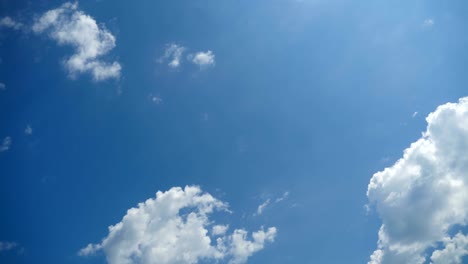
[
  {"left": 159, "top": 44, "right": 185, "bottom": 68},
  {"left": 0, "top": 16, "right": 23, "bottom": 30},
  {"left": 367, "top": 97, "right": 468, "bottom": 264},
  {"left": 32, "top": 2, "right": 121, "bottom": 81},
  {"left": 190, "top": 50, "right": 215, "bottom": 67},
  {"left": 0, "top": 136, "right": 12, "bottom": 152},
  {"left": 79, "top": 186, "right": 276, "bottom": 264}
]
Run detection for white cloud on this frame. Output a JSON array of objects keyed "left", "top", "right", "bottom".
[
  {"left": 212, "top": 225, "right": 229, "bottom": 236},
  {"left": 0, "top": 241, "right": 18, "bottom": 252},
  {"left": 25, "top": 125, "right": 33, "bottom": 135},
  {"left": 151, "top": 95, "right": 163, "bottom": 104},
  {"left": 423, "top": 19, "right": 435, "bottom": 28},
  {"left": 79, "top": 186, "right": 276, "bottom": 264},
  {"left": 0, "top": 82, "right": 5, "bottom": 91},
  {"left": 159, "top": 44, "right": 185, "bottom": 68},
  {"left": 275, "top": 191, "right": 289, "bottom": 203},
  {"left": 256, "top": 199, "right": 270, "bottom": 215},
  {"left": 412, "top": 111, "right": 418, "bottom": 118},
  {"left": 0, "top": 16, "right": 23, "bottom": 30},
  {"left": 367, "top": 97, "right": 468, "bottom": 263},
  {"left": 0, "top": 136, "right": 12, "bottom": 152},
  {"left": 431, "top": 233, "right": 468, "bottom": 264},
  {"left": 32, "top": 2, "right": 121, "bottom": 81},
  {"left": 256, "top": 192, "right": 289, "bottom": 216},
  {"left": 226, "top": 227, "right": 277, "bottom": 264},
  {"left": 189, "top": 50, "right": 215, "bottom": 67}
]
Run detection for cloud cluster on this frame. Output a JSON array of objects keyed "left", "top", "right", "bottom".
[
  {"left": 159, "top": 44, "right": 185, "bottom": 68},
  {"left": 79, "top": 186, "right": 276, "bottom": 264},
  {"left": 32, "top": 2, "right": 121, "bottom": 81},
  {"left": 159, "top": 44, "right": 215, "bottom": 69},
  {"left": 367, "top": 97, "right": 468, "bottom": 263}
]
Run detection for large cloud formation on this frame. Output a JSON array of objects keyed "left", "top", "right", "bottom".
[
  {"left": 79, "top": 186, "right": 276, "bottom": 264},
  {"left": 32, "top": 2, "right": 121, "bottom": 81},
  {"left": 367, "top": 97, "right": 468, "bottom": 263}
]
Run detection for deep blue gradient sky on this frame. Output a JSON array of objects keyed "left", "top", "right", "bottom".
[{"left": 1, "top": 0, "right": 468, "bottom": 263}]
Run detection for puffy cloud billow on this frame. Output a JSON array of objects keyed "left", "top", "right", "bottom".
[
  {"left": 32, "top": 2, "right": 121, "bottom": 81},
  {"left": 367, "top": 97, "right": 468, "bottom": 264},
  {"left": 79, "top": 186, "right": 276, "bottom": 264},
  {"left": 189, "top": 51, "right": 215, "bottom": 68}
]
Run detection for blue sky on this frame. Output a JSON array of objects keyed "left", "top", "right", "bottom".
[{"left": 1, "top": 1, "right": 468, "bottom": 263}]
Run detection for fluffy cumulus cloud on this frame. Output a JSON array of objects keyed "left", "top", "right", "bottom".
[
  {"left": 159, "top": 44, "right": 185, "bottom": 68},
  {"left": 367, "top": 97, "right": 468, "bottom": 264},
  {"left": 32, "top": 2, "right": 121, "bottom": 81},
  {"left": 79, "top": 186, "right": 276, "bottom": 264},
  {"left": 189, "top": 51, "right": 215, "bottom": 67},
  {"left": 0, "top": 16, "right": 23, "bottom": 30},
  {"left": 0, "top": 136, "right": 12, "bottom": 152}
]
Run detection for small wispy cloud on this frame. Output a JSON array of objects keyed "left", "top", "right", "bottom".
[
  {"left": 256, "top": 199, "right": 271, "bottom": 215},
  {"left": 159, "top": 45, "right": 215, "bottom": 70},
  {"left": 423, "top": 19, "right": 434, "bottom": 28},
  {"left": 25, "top": 125, "right": 33, "bottom": 135},
  {"left": 256, "top": 191, "right": 290, "bottom": 216},
  {"left": 0, "top": 136, "right": 12, "bottom": 152},
  {"left": 275, "top": 191, "right": 289, "bottom": 203},
  {"left": 0, "top": 241, "right": 18, "bottom": 252},
  {"left": 0, "top": 16, "right": 23, "bottom": 30},
  {"left": 189, "top": 50, "right": 215, "bottom": 68},
  {"left": 150, "top": 95, "right": 163, "bottom": 105},
  {"left": 412, "top": 111, "right": 418, "bottom": 118},
  {"left": 0, "top": 82, "right": 6, "bottom": 91},
  {"left": 159, "top": 44, "right": 186, "bottom": 68}
]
